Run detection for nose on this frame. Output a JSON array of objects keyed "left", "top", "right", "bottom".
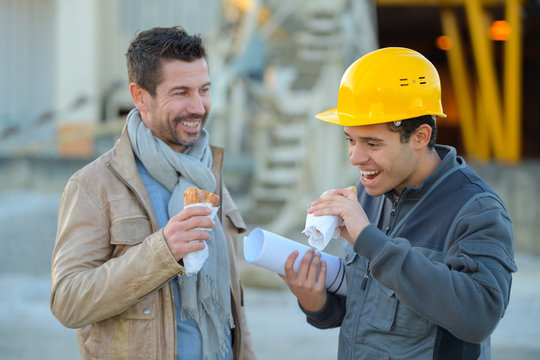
[
  {"left": 349, "top": 143, "right": 369, "bottom": 165},
  {"left": 186, "top": 93, "right": 206, "bottom": 115}
]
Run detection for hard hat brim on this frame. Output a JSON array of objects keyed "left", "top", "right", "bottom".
[
  {"left": 316, "top": 108, "right": 448, "bottom": 126},
  {"left": 315, "top": 108, "right": 340, "bottom": 124}
]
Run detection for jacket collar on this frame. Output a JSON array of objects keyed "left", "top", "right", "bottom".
[
  {"left": 389, "top": 144, "right": 463, "bottom": 202},
  {"left": 107, "top": 125, "right": 159, "bottom": 229},
  {"left": 108, "top": 125, "right": 139, "bottom": 182}
]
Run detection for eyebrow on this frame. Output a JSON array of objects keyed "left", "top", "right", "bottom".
[
  {"left": 168, "top": 82, "right": 212, "bottom": 92},
  {"left": 344, "top": 130, "right": 384, "bottom": 142}
]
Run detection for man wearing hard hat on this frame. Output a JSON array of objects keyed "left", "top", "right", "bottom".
[{"left": 281, "top": 48, "right": 517, "bottom": 359}]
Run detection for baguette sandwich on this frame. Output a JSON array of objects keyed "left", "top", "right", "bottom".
[{"left": 183, "top": 187, "right": 220, "bottom": 207}]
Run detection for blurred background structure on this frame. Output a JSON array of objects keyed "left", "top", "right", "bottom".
[{"left": 1, "top": 0, "right": 539, "bottom": 359}]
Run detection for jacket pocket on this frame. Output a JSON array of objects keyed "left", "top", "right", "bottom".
[
  {"left": 110, "top": 216, "right": 152, "bottom": 258},
  {"left": 367, "top": 281, "right": 397, "bottom": 331},
  {"left": 80, "top": 293, "right": 157, "bottom": 359},
  {"left": 367, "top": 281, "right": 428, "bottom": 335},
  {"left": 110, "top": 216, "right": 152, "bottom": 245},
  {"left": 114, "top": 294, "right": 157, "bottom": 358},
  {"left": 117, "top": 292, "right": 156, "bottom": 320}
]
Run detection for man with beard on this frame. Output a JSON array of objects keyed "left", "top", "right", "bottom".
[
  {"left": 281, "top": 47, "right": 517, "bottom": 359},
  {"left": 51, "top": 26, "right": 256, "bottom": 360}
]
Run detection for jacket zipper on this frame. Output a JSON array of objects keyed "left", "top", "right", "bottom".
[
  {"left": 361, "top": 263, "right": 371, "bottom": 290},
  {"left": 349, "top": 259, "right": 371, "bottom": 360}
]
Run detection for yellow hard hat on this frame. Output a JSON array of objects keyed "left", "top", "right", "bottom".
[{"left": 316, "top": 47, "right": 447, "bottom": 126}]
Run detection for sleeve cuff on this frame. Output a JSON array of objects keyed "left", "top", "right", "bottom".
[
  {"left": 299, "top": 293, "right": 346, "bottom": 329},
  {"left": 353, "top": 224, "right": 389, "bottom": 261},
  {"left": 148, "top": 228, "right": 186, "bottom": 276},
  {"left": 300, "top": 293, "right": 338, "bottom": 319}
]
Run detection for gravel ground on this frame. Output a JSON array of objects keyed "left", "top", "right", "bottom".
[{"left": 0, "top": 190, "right": 539, "bottom": 359}]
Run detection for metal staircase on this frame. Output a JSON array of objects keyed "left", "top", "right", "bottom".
[
  {"left": 208, "top": 0, "right": 378, "bottom": 233},
  {"left": 246, "top": 1, "right": 349, "bottom": 231}
]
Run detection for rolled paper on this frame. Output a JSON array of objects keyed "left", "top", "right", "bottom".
[{"left": 244, "top": 227, "right": 347, "bottom": 295}]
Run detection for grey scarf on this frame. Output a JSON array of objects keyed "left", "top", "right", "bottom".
[{"left": 127, "top": 109, "right": 233, "bottom": 359}]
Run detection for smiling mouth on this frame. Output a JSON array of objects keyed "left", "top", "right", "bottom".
[
  {"left": 361, "top": 170, "right": 381, "bottom": 182},
  {"left": 179, "top": 120, "right": 200, "bottom": 129}
]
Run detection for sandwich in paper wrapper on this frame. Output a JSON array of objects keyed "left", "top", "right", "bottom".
[
  {"left": 302, "top": 186, "right": 357, "bottom": 250},
  {"left": 183, "top": 187, "right": 220, "bottom": 274}
]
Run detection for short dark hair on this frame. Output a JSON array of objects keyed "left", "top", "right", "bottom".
[
  {"left": 386, "top": 115, "right": 438, "bottom": 148},
  {"left": 125, "top": 26, "right": 207, "bottom": 95}
]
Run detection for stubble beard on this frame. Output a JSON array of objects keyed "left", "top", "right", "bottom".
[{"left": 171, "top": 113, "right": 208, "bottom": 149}]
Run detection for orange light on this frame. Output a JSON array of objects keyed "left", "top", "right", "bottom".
[
  {"left": 490, "top": 20, "right": 511, "bottom": 41},
  {"left": 228, "top": 0, "right": 254, "bottom": 12},
  {"left": 436, "top": 35, "right": 452, "bottom": 51}
]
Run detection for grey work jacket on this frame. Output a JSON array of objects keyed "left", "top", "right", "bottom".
[{"left": 304, "top": 145, "right": 517, "bottom": 360}]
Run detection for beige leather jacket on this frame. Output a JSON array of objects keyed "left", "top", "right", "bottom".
[{"left": 50, "top": 127, "right": 256, "bottom": 360}]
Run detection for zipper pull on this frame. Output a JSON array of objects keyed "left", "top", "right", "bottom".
[
  {"left": 361, "top": 264, "right": 371, "bottom": 290},
  {"left": 361, "top": 273, "right": 369, "bottom": 290}
]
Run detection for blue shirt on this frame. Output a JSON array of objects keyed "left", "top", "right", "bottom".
[{"left": 136, "top": 159, "right": 232, "bottom": 360}]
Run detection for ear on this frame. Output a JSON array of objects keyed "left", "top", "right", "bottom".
[
  {"left": 129, "top": 82, "right": 150, "bottom": 113},
  {"left": 412, "top": 123, "right": 432, "bottom": 150}
]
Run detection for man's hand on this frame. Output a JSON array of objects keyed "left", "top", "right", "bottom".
[
  {"left": 280, "top": 248, "right": 327, "bottom": 312},
  {"left": 163, "top": 206, "right": 214, "bottom": 261},
  {"left": 308, "top": 187, "right": 370, "bottom": 245}
]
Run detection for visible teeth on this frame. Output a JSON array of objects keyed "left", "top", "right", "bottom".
[
  {"left": 181, "top": 121, "right": 198, "bottom": 127},
  {"left": 361, "top": 170, "right": 380, "bottom": 181}
]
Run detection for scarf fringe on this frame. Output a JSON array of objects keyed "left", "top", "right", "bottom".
[
  {"left": 199, "top": 337, "right": 232, "bottom": 360},
  {"left": 178, "top": 273, "right": 234, "bottom": 326},
  {"left": 179, "top": 274, "right": 235, "bottom": 360},
  {"left": 214, "top": 337, "right": 234, "bottom": 360}
]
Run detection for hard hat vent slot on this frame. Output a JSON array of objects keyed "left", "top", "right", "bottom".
[
  {"left": 419, "top": 76, "right": 427, "bottom": 85},
  {"left": 399, "top": 79, "right": 409, "bottom": 87}
]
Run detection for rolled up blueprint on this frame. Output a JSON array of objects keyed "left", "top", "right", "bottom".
[{"left": 244, "top": 227, "right": 346, "bottom": 295}]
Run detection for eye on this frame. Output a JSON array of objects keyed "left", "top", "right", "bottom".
[
  {"left": 200, "top": 87, "right": 210, "bottom": 95},
  {"left": 346, "top": 137, "right": 356, "bottom": 145}
]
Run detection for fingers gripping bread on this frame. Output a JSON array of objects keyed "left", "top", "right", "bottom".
[{"left": 319, "top": 186, "right": 357, "bottom": 198}]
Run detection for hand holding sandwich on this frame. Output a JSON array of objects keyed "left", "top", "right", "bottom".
[
  {"left": 163, "top": 187, "right": 219, "bottom": 262},
  {"left": 163, "top": 206, "right": 214, "bottom": 262},
  {"left": 308, "top": 187, "right": 370, "bottom": 245}
]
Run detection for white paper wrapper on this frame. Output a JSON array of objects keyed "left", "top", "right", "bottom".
[
  {"left": 302, "top": 213, "right": 340, "bottom": 251},
  {"left": 183, "top": 203, "right": 219, "bottom": 275},
  {"left": 244, "top": 227, "right": 347, "bottom": 295}
]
